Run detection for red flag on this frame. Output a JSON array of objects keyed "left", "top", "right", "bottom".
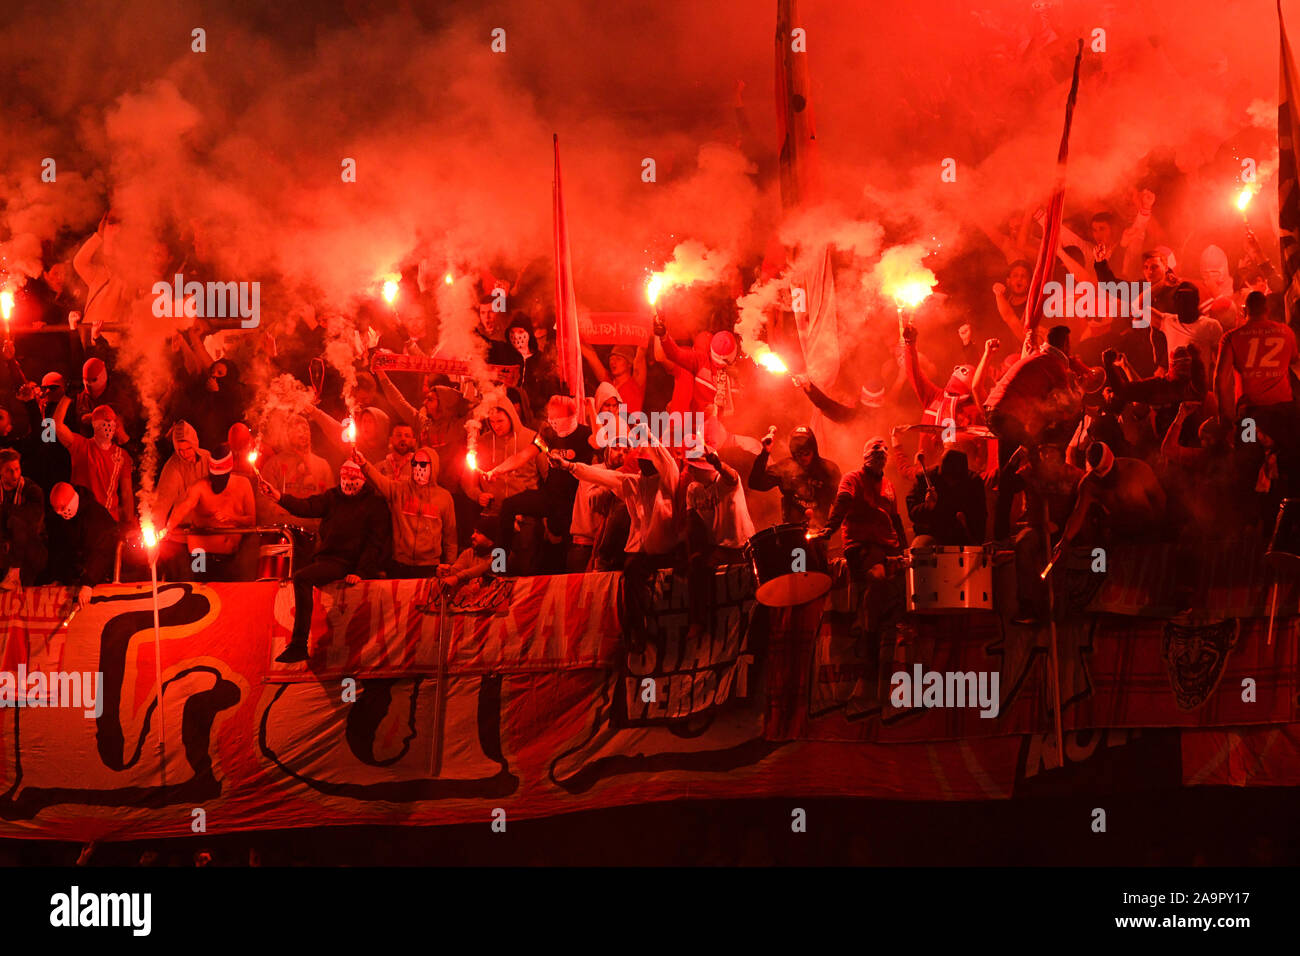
[
  {"left": 775, "top": 0, "right": 821, "bottom": 210},
  {"left": 552, "top": 135, "right": 585, "bottom": 416},
  {"left": 1278, "top": 1, "right": 1300, "bottom": 323},
  {"left": 1024, "top": 40, "right": 1084, "bottom": 336}
]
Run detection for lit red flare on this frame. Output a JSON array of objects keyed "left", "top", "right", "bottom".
[
  {"left": 141, "top": 522, "right": 159, "bottom": 550},
  {"left": 382, "top": 279, "right": 399, "bottom": 304},
  {"left": 466, "top": 450, "right": 478, "bottom": 472},
  {"left": 645, "top": 274, "right": 664, "bottom": 306},
  {"left": 891, "top": 280, "right": 934, "bottom": 310},
  {"left": 1235, "top": 185, "right": 1256, "bottom": 213},
  {"left": 752, "top": 345, "right": 789, "bottom": 375},
  {"left": 0, "top": 289, "right": 13, "bottom": 323},
  {"left": 342, "top": 417, "right": 357, "bottom": 444}
]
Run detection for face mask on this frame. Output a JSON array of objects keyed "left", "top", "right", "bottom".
[
  {"left": 510, "top": 331, "right": 531, "bottom": 355},
  {"left": 93, "top": 419, "right": 116, "bottom": 444},
  {"left": 548, "top": 414, "right": 579, "bottom": 437},
  {"left": 57, "top": 491, "right": 79, "bottom": 520},
  {"left": 412, "top": 458, "right": 432, "bottom": 486},
  {"left": 340, "top": 466, "right": 365, "bottom": 496}
]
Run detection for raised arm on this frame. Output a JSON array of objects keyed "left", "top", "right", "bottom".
[
  {"left": 1214, "top": 335, "right": 1236, "bottom": 421},
  {"left": 53, "top": 397, "right": 77, "bottom": 449},
  {"left": 376, "top": 370, "right": 420, "bottom": 426},
  {"left": 581, "top": 342, "right": 610, "bottom": 383},
  {"left": 971, "top": 338, "right": 1001, "bottom": 403}
]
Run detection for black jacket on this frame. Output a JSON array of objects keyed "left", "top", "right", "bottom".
[
  {"left": 905, "top": 453, "right": 987, "bottom": 545},
  {"left": 46, "top": 484, "right": 118, "bottom": 586},
  {"left": 280, "top": 485, "right": 392, "bottom": 577}
]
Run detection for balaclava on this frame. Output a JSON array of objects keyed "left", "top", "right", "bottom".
[
  {"left": 339, "top": 460, "right": 366, "bottom": 496},
  {"left": 50, "top": 482, "right": 79, "bottom": 519},
  {"left": 208, "top": 444, "right": 234, "bottom": 494},
  {"left": 91, "top": 405, "right": 117, "bottom": 447}
]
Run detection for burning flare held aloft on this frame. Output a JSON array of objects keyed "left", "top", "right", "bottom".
[
  {"left": 644, "top": 240, "right": 730, "bottom": 308},
  {"left": 0, "top": 288, "right": 13, "bottom": 326},
  {"left": 1235, "top": 185, "right": 1258, "bottom": 214},
  {"left": 751, "top": 343, "right": 789, "bottom": 375},
  {"left": 875, "top": 243, "right": 939, "bottom": 311}
]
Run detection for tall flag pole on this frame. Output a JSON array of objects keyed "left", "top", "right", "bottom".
[
  {"left": 552, "top": 134, "right": 586, "bottom": 418},
  {"left": 774, "top": 0, "right": 838, "bottom": 392},
  {"left": 1278, "top": 1, "right": 1300, "bottom": 323},
  {"left": 1023, "top": 39, "right": 1084, "bottom": 344},
  {"left": 775, "top": 0, "right": 821, "bottom": 210}
]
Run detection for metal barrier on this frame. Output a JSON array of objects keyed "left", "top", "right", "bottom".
[{"left": 113, "top": 524, "right": 309, "bottom": 583}]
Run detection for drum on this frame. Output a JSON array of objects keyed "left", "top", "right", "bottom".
[
  {"left": 1266, "top": 498, "right": 1300, "bottom": 569},
  {"left": 257, "top": 542, "right": 294, "bottom": 582},
  {"left": 906, "top": 545, "right": 993, "bottom": 613},
  {"left": 745, "top": 523, "right": 832, "bottom": 607}
]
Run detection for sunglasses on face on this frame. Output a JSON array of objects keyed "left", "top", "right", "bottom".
[{"left": 413, "top": 459, "right": 432, "bottom": 468}]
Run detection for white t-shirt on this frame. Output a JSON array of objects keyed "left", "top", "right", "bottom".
[{"left": 1159, "top": 316, "right": 1222, "bottom": 365}]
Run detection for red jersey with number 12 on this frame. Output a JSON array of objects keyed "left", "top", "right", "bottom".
[{"left": 1223, "top": 319, "right": 1298, "bottom": 407}]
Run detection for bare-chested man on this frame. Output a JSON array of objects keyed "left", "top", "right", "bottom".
[{"left": 162, "top": 443, "right": 258, "bottom": 581}]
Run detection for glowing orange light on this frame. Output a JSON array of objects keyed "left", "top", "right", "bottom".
[
  {"left": 891, "top": 281, "right": 934, "bottom": 310},
  {"left": 466, "top": 451, "right": 478, "bottom": 472},
  {"left": 342, "top": 417, "right": 357, "bottom": 444},
  {"left": 753, "top": 346, "right": 789, "bottom": 375},
  {"left": 1235, "top": 186, "right": 1256, "bottom": 213},
  {"left": 444, "top": 273, "right": 454, "bottom": 285},
  {"left": 382, "top": 279, "right": 399, "bottom": 304},
  {"left": 142, "top": 523, "right": 158, "bottom": 550},
  {"left": 0, "top": 289, "right": 13, "bottom": 323},
  {"left": 646, "top": 275, "right": 664, "bottom": 306},
  {"left": 247, "top": 449, "right": 259, "bottom": 465}
]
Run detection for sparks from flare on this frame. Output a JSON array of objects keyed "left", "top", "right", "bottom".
[
  {"left": 645, "top": 274, "right": 663, "bottom": 306},
  {"left": 0, "top": 288, "right": 13, "bottom": 326},
  {"left": 1235, "top": 185, "right": 1257, "bottom": 214},
  {"left": 382, "top": 278, "right": 399, "bottom": 304},
  {"left": 444, "top": 273, "right": 454, "bottom": 285},
  {"left": 141, "top": 522, "right": 159, "bottom": 550},
  {"left": 466, "top": 450, "right": 478, "bottom": 472},
  {"left": 342, "top": 417, "right": 357, "bottom": 445}
]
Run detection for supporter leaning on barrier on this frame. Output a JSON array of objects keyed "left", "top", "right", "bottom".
[
  {"left": 260, "top": 458, "right": 392, "bottom": 663},
  {"left": 46, "top": 481, "right": 117, "bottom": 608},
  {"left": 162, "top": 444, "right": 259, "bottom": 581}
]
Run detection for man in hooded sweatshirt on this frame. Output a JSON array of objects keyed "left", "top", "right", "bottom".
[
  {"left": 463, "top": 392, "right": 540, "bottom": 523},
  {"left": 260, "top": 458, "right": 392, "bottom": 663},
  {"left": 748, "top": 425, "right": 842, "bottom": 530},
  {"left": 905, "top": 447, "right": 987, "bottom": 547},
  {"left": 358, "top": 445, "right": 457, "bottom": 577},
  {"left": 309, "top": 403, "right": 391, "bottom": 467}
]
